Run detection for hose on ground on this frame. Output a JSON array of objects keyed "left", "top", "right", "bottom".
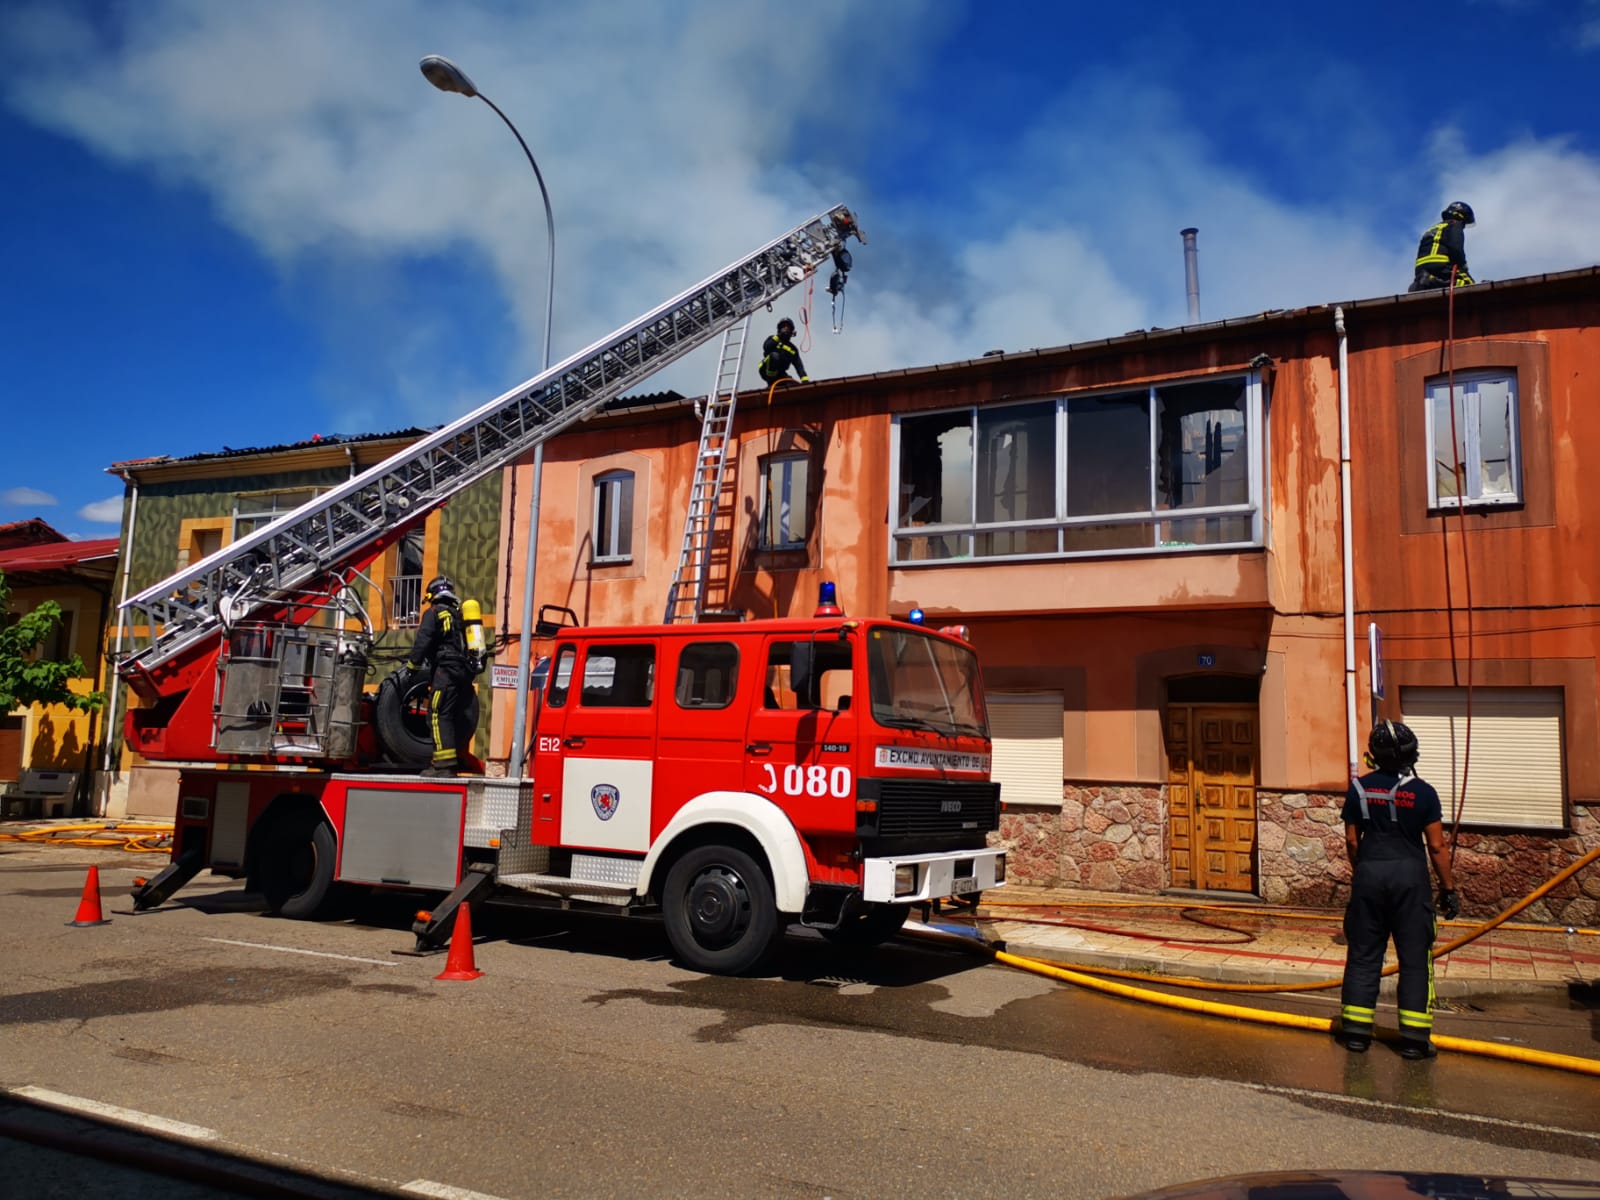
[
  {"left": 907, "top": 924, "right": 1600, "bottom": 1079},
  {"left": 0, "top": 821, "right": 173, "bottom": 852},
  {"left": 972, "top": 843, "right": 1600, "bottom": 993}
]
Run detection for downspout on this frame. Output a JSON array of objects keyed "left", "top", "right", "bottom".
[
  {"left": 98, "top": 470, "right": 140, "bottom": 816},
  {"left": 343, "top": 443, "right": 358, "bottom": 478},
  {"left": 1335, "top": 307, "right": 1358, "bottom": 778}
]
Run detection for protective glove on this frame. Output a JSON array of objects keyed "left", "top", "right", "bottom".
[
  {"left": 1437, "top": 888, "right": 1461, "bottom": 920},
  {"left": 392, "top": 665, "right": 416, "bottom": 691}
]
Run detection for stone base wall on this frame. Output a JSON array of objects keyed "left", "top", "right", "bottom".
[
  {"left": 1449, "top": 803, "right": 1600, "bottom": 927},
  {"left": 1257, "top": 790, "right": 1350, "bottom": 907},
  {"left": 998, "top": 783, "right": 1600, "bottom": 926},
  {"left": 997, "top": 784, "right": 1164, "bottom": 893}
]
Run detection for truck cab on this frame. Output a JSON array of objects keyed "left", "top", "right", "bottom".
[{"left": 520, "top": 609, "right": 1004, "bottom": 972}]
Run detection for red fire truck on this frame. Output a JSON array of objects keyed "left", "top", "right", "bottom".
[{"left": 121, "top": 206, "right": 1006, "bottom": 974}]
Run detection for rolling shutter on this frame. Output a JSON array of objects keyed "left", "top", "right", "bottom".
[
  {"left": 988, "top": 693, "right": 1063, "bottom": 807},
  {"left": 1401, "top": 687, "right": 1564, "bottom": 830}
]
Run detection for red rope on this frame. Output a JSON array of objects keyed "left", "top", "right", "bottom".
[{"left": 1441, "top": 268, "right": 1476, "bottom": 851}]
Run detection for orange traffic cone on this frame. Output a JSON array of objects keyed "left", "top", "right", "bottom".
[
  {"left": 68, "top": 866, "right": 111, "bottom": 927},
  {"left": 434, "top": 902, "right": 483, "bottom": 981}
]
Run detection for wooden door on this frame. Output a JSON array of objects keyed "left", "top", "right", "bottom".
[{"left": 1165, "top": 704, "right": 1258, "bottom": 893}]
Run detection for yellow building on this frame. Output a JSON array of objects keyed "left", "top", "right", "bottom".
[{"left": 0, "top": 520, "right": 117, "bottom": 816}]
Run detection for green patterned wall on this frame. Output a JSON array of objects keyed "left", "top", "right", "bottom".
[
  {"left": 437, "top": 473, "right": 503, "bottom": 622},
  {"left": 121, "top": 459, "right": 502, "bottom": 759},
  {"left": 123, "top": 467, "right": 347, "bottom": 594}
]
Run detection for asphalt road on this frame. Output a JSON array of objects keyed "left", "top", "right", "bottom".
[{"left": 2, "top": 842, "right": 1598, "bottom": 1199}]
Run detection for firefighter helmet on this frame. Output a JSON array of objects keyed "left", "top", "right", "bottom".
[
  {"left": 424, "top": 575, "right": 459, "bottom": 606},
  {"left": 1442, "top": 201, "right": 1475, "bottom": 225},
  {"left": 1368, "top": 720, "right": 1420, "bottom": 772},
  {"left": 777, "top": 318, "right": 796, "bottom": 338}
]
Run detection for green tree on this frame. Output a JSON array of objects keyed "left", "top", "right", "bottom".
[{"left": 0, "top": 568, "right": 103, "bottom": 712}]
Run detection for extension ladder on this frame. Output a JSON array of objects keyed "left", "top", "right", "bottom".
[{"left": 662, "top": 318, "right": 749, "bottom": 622}]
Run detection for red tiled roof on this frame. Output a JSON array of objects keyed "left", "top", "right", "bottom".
[
  {"left": 0, "top": 519, "right": 67, "bottom": 549},
  {"left": 0, "top": 537, "right": 119, "bottom": 572}
]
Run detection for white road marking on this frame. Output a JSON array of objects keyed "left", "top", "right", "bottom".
[
  {"left": 403, "top": 1182, "right": 513, "bottom": 1200},
  {"left": 14, "top": 1086, "right": 217, "bottom": 1141},
  {"left": 1251, "top": 1082, "right": 1600, "bottom": 1142},
  {"left": 202, "top": 937, "right": 399, "bottom": 966}
]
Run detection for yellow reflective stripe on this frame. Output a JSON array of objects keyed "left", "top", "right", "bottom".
[
  {"left": 1341, "top": 1005, "right": 1375, "bottom": 1023},
  {"left": 1417, "top": 223, "right": 1451, "bottom": 266},
  {"left": 1398, "top": 1010, "right": 1433, "bottom": 1028}
]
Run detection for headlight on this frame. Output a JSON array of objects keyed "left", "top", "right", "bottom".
[{"left": 894, "top": 864, "right": 918, "bottom": 896}]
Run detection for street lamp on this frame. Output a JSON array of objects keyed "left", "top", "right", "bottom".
[{"left": 421, "top": 54, "right": 553, "bottom": 778}]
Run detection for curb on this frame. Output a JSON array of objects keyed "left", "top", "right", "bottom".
[{"left": 992, "top": 936, "right": 1576, "bottom": 999}]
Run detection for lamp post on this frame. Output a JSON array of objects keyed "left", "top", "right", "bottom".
[{"left": 421, "top": 54, "right": 553, "bottom": 778}]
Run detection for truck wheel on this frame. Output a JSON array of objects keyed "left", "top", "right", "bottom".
[
  {"left": 821, "top": 902, "right": 909, "bottom": 948},
  {"left": 259, "top": 811, "right": 338, "bottom": 919},
  {"left": 663, "top": 845, "right": 782, "bottom": 975}
]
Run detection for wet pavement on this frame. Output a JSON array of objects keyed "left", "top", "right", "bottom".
[{"left": 952, "top": 885, "right": 1600, "bottom": 997}]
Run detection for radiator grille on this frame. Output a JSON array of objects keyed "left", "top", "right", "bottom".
[{"left": 859, "top": 778, "right": 1001, "bottom": 839}]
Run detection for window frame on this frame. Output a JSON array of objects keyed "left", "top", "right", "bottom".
[
  {"left": 758, "top": 451, "right": 811, "bottom": 551},
  {"left": 232, "top": 488, "right": 321, "bottom": 541},
  {"left": 888, "top": 372, "right": 1263, "bottom": 565},
  {"left": 1424, "top": 369, "right": 1522, "bottom": 510},
  {"left": 673, "top": 641, "right": 741, "bottom": 711},
  {"left": 591, "top": 470, "right": 635, "bottom": 564}
]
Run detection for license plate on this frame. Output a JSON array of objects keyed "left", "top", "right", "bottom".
[{"left": 950, "top": 873, "right": 980, "bottom": 895}]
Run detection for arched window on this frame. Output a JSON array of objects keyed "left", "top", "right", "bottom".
[{"left": 592, "top": 470, "right": 635, "bottom": 562}]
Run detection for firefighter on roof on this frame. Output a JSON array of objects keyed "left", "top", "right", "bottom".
[
  {"left": 758, "top": 318, "right": 808, "bottom": 384},
  {"left": 1409, "top": 201, "right": 1476, "bottom": 291},
  {"left": 1338, "top": 720, "right": 1460, "bottom": 1060},
  {"left": 400, "top": 575, "right": 480, "bottom": 777}
]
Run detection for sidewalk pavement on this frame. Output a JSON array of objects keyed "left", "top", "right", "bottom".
[{"left": 949, "top": 885, "right": 1600, "bottom": 998}]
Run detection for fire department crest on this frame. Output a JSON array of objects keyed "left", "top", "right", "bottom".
[{"left": 590, "top": 783, "right": 621, "bottom": 821}]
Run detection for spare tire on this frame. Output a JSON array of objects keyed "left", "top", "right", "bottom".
[{"left": 373, "top": 673, "right": 482, "bottom": 765}]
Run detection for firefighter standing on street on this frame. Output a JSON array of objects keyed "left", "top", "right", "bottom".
[
  {"left": 1409, "top": 201, "right": 1476, "bottom": 291},
  {"left": 1339, "top": 720, "right": 1461, "bottom": 1059},
  {"left": 758, "top": 318, "right": 808, "bottom": 384},
  {"left": 400, "top": 575, "right": 476, "bottom": 777}
]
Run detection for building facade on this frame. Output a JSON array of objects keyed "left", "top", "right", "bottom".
[
  {"left": 492, "top": 268, "right": 1599, "bottom": 926},
  {"left": 102, "top": 431, "right": 502, "bottom": 817},
  {"left": 0, "top": 520, "right": 117, "bottom": 813}
]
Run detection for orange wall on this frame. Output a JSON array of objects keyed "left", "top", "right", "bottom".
[
  {"left": 488, "top": 318, "right": 1368, "bottom": 789},
  {"left": 1345, "top": 283, "right": 1600, "bottom": 796}
]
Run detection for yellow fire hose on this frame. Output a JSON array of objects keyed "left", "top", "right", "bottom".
[
  {"left": 0, "top": 821, "right": 173, "bottom": 852},
  {"left": 976, "top": 843, "right": 1600, "bottom": 995},
  {"left": 913, "top": 843, "right": 1600, "bottom": 1079},
  {"left": 988, "top": 945, "right": 1600, "bottom": 1078}
]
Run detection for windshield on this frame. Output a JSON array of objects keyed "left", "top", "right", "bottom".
[{"left": 867, "top": 627, "right": 988, "bottom": 737}]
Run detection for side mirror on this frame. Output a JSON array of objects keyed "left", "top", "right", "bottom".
[{"left": 789, "top": 643, "right": 818, "bottom": 709}]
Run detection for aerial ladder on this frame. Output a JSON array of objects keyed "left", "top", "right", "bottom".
[{"left": 117, "top": 206, "right": 866, "bottom": 766}]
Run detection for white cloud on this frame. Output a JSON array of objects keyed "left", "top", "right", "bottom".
[
  {"left": 2, "top": 0, "right": 1596, "bottom": 440},
  {"left": 1427, "top": 128, "right": 1600, "bottom": 279},
  {"left": 1583, "top": 0, "right": 1600, "bottom": 48},
  {"left": 1, "top": 486, "right": 58, "bottom": 506},
  {"left": 78, "top": 496, "right": 125, "bottom": 524}
]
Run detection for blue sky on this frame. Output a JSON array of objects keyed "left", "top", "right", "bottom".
[{"left": 3, "top": 0, "right": 1598, "bottom": 538}]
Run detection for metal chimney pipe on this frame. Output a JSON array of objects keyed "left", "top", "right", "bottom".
[{"left": 1180, "top": 227, "right": 1201, "bottom": 323}]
